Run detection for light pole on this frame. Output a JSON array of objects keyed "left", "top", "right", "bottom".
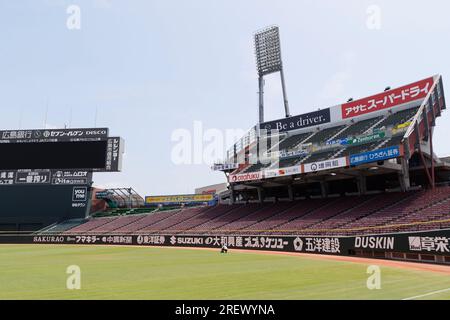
[{"left": 254, "top": 25, "right": 290, "bottom": 124}]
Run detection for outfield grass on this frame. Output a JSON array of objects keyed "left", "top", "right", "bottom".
[{"left": 0, "top": 245, "right": 450, "bottom": 300}]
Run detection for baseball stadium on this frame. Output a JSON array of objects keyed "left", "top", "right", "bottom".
[{"left": 2, "top": 5, "right": 450, "bottom": 302}]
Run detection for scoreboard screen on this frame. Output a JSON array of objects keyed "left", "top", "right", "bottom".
[{"left": 0, "top": 141, "right": 108, "bottom": 170}]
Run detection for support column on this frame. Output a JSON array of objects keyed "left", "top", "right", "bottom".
[
  {"left": 258, "top": 76, "right": 264, "bottom": 124},
  {"left": 257, "top": 187, "right": 264, "bottom": 204},
  {"left": 430, "top": 127, "right": 435, "bottom": 189},
  {"left": 418, "top": 145, "right": 433, "bottom": 189},
  {"left": 229, "top": 184, "right": 235, "bottom": 205},
  {"left": 320, "top": 181, "right": 328, "bottom": 198},
  {"left": 399, "top": 157, "right": 411, "bottom": 192},
  {"left": 288, "top": 184, "right": 294, "bottom": 201},
  {"left": 358, "top": 173, "right": 367, "bottom": 195}
]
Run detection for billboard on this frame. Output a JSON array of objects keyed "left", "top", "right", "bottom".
[
  {"left": 264, "top": 165, "right": 301, "bottom": 178},
  {"left": 0, "top": 169, "right": 93, "bottom": 186},
  {"left": 0, "top": 128, "right": 123, "bottom": 172},
  {"left": 302, "top": 157, "right": 348, "bottom": 173},
  {"left": 341, "top": 77, "right": 434, "bottom": 119},
  {"left": 4, "top": 229, "right": 450, "bottom": 257},
  {"left": 350, "top": 145, "right": 402, "bottom": 166},
  {"left": 145, "top": 194, "right": 215, "bottom": 206},
  {"left": 0, "top": 140, "right": 107, "bottom": 170},
  {"left": 260, "top": 109, "right": 331, "bottom": 133},
  {"left": 229, "top": 171, "right": 263, "bottom": 183},
  {"left": 252, "top": 76, "right": 436, "bottom": 136},
  {"left": 101, "top": 137, "right": 124, "bottom": 172},
  {"left": 0, "top": 128, "right": 108, "bottom": 143}
]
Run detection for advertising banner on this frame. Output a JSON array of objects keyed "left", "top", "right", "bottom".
[
  {"left": 211, "top": 163, "right": 239, "bottom": 171},
  {"left": 350, "top": 146, "right": 401, "bottom": 166},
  {"left": 278, "top": 149, "right": 309, "bottom": 159},
  {"left": 302, "top": 157, "right": 348, "bottom": 173},
  {"left": 51, "top": 170, "right": 93, "bottom": 185},
  {"left": 229, "top": 171, "right": 263, "bottom": 183},
  {"left": 260, "top": 109, "right": 331, "bottom": 133},
  {"left": 264, "top": 166, "right": 301, "bottom": 178},
  {"left": 346, "top": 131, "right": 385, "bottom": 145},
  {"left": 3, "top": 229, "right": 450, "bottom": 257},
  {"left": 0, "top": 169, "right": 93, "bottom": 186},
  {"left": 341, "top": 77, "right": 434, "bottom": 119},
  {"left": 99, "top": 137, "right": 123, "bottom": 172},
  {"left": 0, "top": 234, "right": 348, "bottom": 255},
  {"left": 145, "top": 194, "right": 215, "bottom": 205},
  {"left": 0, "top": 128, "right": 109, "bottom": 143}
]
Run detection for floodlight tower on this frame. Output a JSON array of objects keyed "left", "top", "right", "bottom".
[{"left": 254, "top": 25, "right": 290, "bottom": 124}]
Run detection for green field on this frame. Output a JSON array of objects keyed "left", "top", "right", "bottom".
[{"left": 1, "top": 244, "right": 450, "bottom": 300}]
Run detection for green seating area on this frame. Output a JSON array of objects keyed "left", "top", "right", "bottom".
[{"left": 91, "top": 206, "right": 184, "bottom": 218}]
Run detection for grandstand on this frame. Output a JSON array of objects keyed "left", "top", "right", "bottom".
[
  {"left": 55, "top": 185, "right": 450, "bottom": 236},
  {"left": 36, "top": 75, "right": 449, "bottom": 248},
  {"left": 1, "top": 74, "right": 449, "bottom": 266}
]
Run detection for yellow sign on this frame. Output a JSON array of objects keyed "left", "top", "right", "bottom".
[
  {"left": 145, "top": 194, "right": 214, "bottom": 204},
  {"left": 396, "top": 121, "right": 412, "bottom": 129}
]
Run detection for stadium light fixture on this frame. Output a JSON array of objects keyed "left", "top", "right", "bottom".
[{"left": 254, "top": 25, "right": 290, "bottom": 124}]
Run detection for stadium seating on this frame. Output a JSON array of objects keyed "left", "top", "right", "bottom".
[
  {"left": 242, "top": 198, "right": 335, "bottom": 233},
  {"left": 230, "top": 106, "right": 420, "bottom": 176},
  {"left": 335, "top": 187, "right": 450, "bottom": 234},
  {"left": 65, "top": 216, "right": 119, "bottom": 234},
  {"left": 214, "top": 201, "right": 297, "bottom": 233},
  {"left": 244, "top": 162, "right": 271, "bottom": 173},
  {"left": 61, "top": 186, "right": 450, "bottom": 237},
  {"left": 271, "top": 196, "right": 365, "bottom": 234},
  {"left": 372, "top": 107, "right": 419, "bottom": 132},
  {"left": 304, "top": 125, "right": 346, "bottom": 145},
  {"left": 305, "top": 193, "right": 406, "bottom": 234},
  {"left": 333, "top": 116, "right": 384, "bottom": 140},
  {"left": 278, "top": 156, "right": 305, "bottom": 168},
  {"left": 39, "top": 219, "right": 85, "bottom": 234},
  {"left": 277, "top": 132, "right": 313, "bottom": 151},
  {"left": 301, "top": 150, "right": 338, "bottom": 163},
  {"left": 188, "top": 204, "right": 264, "bottom": 233},
  {"left": 135, "top": 206, "right": 211, "bottom": 233},
  {"left": 339, "top": 140, "right": 381, "bottom": 157},
  {"left": 164, "top": 205, "right": 239, "bottom": 232}
]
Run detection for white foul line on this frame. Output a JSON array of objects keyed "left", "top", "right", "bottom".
[{"left": 402, "top": 287, "right": 450, "bottom": 300}]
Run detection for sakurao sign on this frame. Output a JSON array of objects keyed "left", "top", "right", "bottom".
[{"left": 341, "top": 77, "right": 434, "bottom": 119}]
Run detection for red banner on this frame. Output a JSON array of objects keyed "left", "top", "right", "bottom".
[{"left": 341, "top": 77, "right": 434, "bottom": 119}]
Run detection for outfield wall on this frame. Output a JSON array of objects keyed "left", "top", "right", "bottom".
[{"left": 2, "top": 229, "right": 450, "bottom": 264}]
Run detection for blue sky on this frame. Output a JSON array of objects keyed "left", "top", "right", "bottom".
[{"left": 1, "top": 0, "right": 449, "bottom": 196}]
